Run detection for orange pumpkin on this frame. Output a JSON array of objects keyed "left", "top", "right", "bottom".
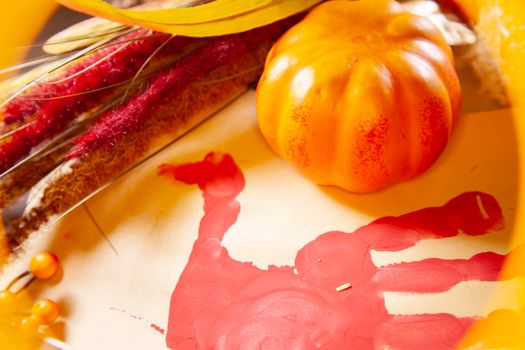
[{"left": 256, "top": 0, "right": 461, "bottom": 193}]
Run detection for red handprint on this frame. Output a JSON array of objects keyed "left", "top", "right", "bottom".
[{"left": 159, "top": 153, "right": 507, "bottom": 350}]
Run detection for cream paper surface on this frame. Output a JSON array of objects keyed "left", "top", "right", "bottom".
[{"left": 0, "top": 91, "right": 519, "bottom": 349}]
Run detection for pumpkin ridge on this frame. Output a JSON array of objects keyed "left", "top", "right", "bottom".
[
  {"left": 399, "top": 47, "right": 455, "bottom": 134},
  {"left": 275, "top": 63, "right": 308, "bottom": 168},
  {"left": 377, "top": 56, "right": 413, "bottom": 184},
  {"left": 332, "top": 57, "right": 360, "bottom": 187},
  {"left": 258, "top": 52, "right": 299, "bottom": 156},
  {"left": 390, "top": 50, "right": 451, "bottom": 178},
  {"left": 386, "top": 12, "right": 451, "bottom": 59},
  {"left": 401, "top": 38, "right": 460, "bottom": 126},
  {"left": 402, "top": 50, "right": 455, "bottom": 144}
]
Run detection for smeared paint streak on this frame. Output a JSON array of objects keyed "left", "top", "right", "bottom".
[
  {"left": 151, "top": 324, "right": 166, "bottom": 335},
  {"left": 109, "top": 307, "right": 143, "bottom": 320},
  {"left": 110, "top": 306, "right": 166, "bottom": 336},
  {"left": 159, "top": 152, "right": 507, "bottom": 350}
]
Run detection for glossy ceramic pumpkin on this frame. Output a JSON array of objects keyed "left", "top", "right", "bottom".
[{"left": 256, "top": 0, "right": 461, "bottom": 193}]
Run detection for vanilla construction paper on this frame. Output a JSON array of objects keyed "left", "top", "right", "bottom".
[{"left": 0, "top": 91, "right": 519, "bottom": 349}]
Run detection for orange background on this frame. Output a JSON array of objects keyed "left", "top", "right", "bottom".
[
  {"left": 0, "top": 0, "right": 523, "bottom": 348},
  {"left": 453, "top": 0, "right": 525, "bottom": 347}
]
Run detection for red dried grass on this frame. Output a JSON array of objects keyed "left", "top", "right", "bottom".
[{"left": 0, "top": 29, "right": 196, "bottom": 173}]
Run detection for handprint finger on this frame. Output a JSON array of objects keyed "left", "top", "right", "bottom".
[
  {"left": 377, "top": 313, "right": 473, "bottom": 350},
  {"left": 360, "top": 192, "right": 504, "bottom": 252},
  {"left": 374, "top": 251, "right": 506, "bottom": 293}
]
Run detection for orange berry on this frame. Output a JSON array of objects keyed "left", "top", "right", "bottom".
[
  {"left": 29, "top": 252, "right": 60, "bottom": 279},
  {"left": 0, "top": 290, "right": 18, "bottom": 315},
  {"left": 31, "top": 299, "right": 59, "bottom": 325},
  {"left": 16, "top": 316, "right": 40, "bottom": 338}
]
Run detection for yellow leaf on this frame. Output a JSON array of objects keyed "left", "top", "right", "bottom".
[{"left": 56, "top": 0, "right": 324, "bottom": 37}]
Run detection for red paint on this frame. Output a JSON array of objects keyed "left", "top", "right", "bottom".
[
  {"left": 160, "top": 153, "right": 507, "bottom": 350},
  {"left": 151, "top": 323, "right": 166, "bottom": 335}
]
